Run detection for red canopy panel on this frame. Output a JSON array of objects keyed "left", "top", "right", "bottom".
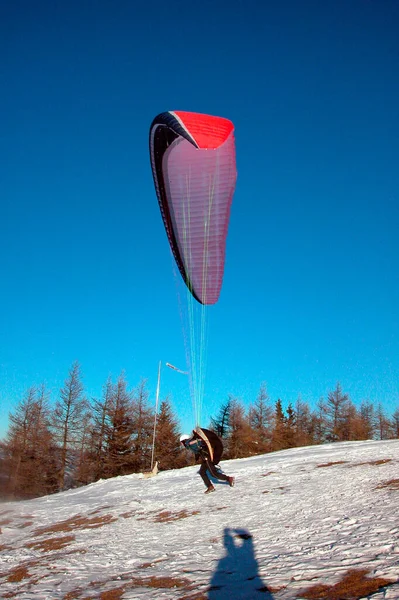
[{"left": 149, "top": 111, "right": 237, "bottom": 305}]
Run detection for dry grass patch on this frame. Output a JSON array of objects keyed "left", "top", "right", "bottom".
[
  {"left": 98, "top": 589, "right": 124, "bottom": 600},
  {"left": 17, "top": 521, "right": 34, "bottom": 529},
  {"left": 0, "top": 557, "right": 47, "bottom": 594},
  {"left": 63, "top": 591, "right": 84, "bottom": 600},
  {"left": 152, "top": 509, "right": 200, "bottom": 523},
  {"left": 88, "top": 505, "right": 113, "bottom": 515},
  {"left": 376, "top": 479, "right": 399, "bottom": 490},
  {"left": 33, "top": 514, "right": 117, "bottom": 536},
  {"left": 6, "top": 566, "right": 30, "bottom": 582},
  {"left": 300, "top": 568, "right": 393, "bottom": 599},
  {"left": 0, "top": 518, "right": 13, "bottom": 526},
  {"left": 3, "top": 590, "right": 27, "bottom": 599},
  {"left": 352, "top": 458, "right": 392, "bottom": 467},
  {"left": 119, "top": 510, "right": 136, "bottom": 519},
  {"left": 26, "top": 534, "right": 75, "bottom": 552},
  {"left": 316, "top": 461, "right": 348, "bottom": 468},
  {"left": 1, "top": 557, "right": 43, "bottom": 574},
  {"left": 130, "top": 575, "right": 193, "bottom": 588},
  {"left": 137, "top": 557, "right": 168, "bottom": 569},
  {"left": 261, "top": 471, "right": 276, "bottom": 477},
  {"left": 75, "top": 574, "right": 195, "bottom": 599},
  {"left": 0, "top": 557, "right": 62, "bottom": 599},
  {"left": 63, "top": 585, "right": 95, "bottom": 599}
]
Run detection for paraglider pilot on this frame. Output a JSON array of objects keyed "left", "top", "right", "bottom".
[{"left": 180, "top": 428, "right": 235, "bottom": 494}]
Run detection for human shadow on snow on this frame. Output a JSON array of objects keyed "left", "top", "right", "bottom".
[{"left": 207, "top": 527, "right": 274, "bottom": 599}]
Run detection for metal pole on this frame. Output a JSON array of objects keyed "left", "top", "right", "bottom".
[{"left": 150, "top": 361, "right": 161, "bottom": 471}]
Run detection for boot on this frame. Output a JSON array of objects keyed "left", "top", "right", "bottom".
[{"left": 205, "top": 484, "right": 215, "bottom": 494}]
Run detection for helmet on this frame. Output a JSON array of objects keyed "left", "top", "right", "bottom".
[{"left": 180, "top": 434, "right": 190, "bottom": 444}]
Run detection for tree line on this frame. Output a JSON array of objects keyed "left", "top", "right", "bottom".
[
  {"left": 211, "top": 383, "right": 399, "bottom": 459},
  {"left": 1, "top": 362, "right": 398, "bottom": 500}
]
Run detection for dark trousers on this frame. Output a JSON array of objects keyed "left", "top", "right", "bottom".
[{"left": 199, "top": 458, "right": 229, "bottom": 487}]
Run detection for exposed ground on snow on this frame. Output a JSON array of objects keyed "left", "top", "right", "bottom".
[{"left": 1, "top": 440, "right": 399, "bottom": 599}]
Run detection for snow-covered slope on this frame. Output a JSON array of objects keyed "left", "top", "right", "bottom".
[{"left": 1, "top": 440, "right": 399, "bottom": 599}]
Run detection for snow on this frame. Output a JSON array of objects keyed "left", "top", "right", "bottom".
[{"left": 1, "top": 440, "right": 399, "bottom": 599}]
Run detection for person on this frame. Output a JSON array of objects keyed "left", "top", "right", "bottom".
[{"left": 180, "top": 427, "right": 235, "bottom": 494}]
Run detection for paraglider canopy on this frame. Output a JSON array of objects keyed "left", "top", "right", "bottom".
[{"left": 149, "top": 111, "right": 237, "bottom": 305}]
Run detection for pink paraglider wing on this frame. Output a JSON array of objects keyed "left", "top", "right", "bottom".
[{"left": 149, "top": 111, "right": 237, "bottom": 305}]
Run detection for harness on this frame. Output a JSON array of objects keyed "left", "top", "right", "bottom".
[{"left": 185, "top": 438, "right": 205, "bottom": 455}]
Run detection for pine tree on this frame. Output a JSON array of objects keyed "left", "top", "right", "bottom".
[
  {"left": 103, "top": 372, "right": 135, "bottom": 477},
  {"left": 153, "top": 399, "right": 185, "bottom": 470},
  {"left": 326, "top": 383, "right": 349, "bottom": 442},
  {"left": 210, "top": 398, "right": 231, "bottom": 439},
  {"left": 271, "top": 399, "right": 287, "bottom": 451},
  {"left": 285, "top": 403, "right": 296, "bottom": 448},
  {"left": 248, "top": 383, "right": 273, "bottom": 453}
]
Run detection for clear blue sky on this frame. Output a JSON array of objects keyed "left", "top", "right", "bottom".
[{"left": 1, "top": 0, "right": 398, "bottom": 439}]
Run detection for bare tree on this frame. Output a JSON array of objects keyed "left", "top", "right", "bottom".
[
  {"left": 3, "top": 386, "right": 54, "bottom": 498},
  {"left": 391, "top": 408, "right": 399, "bottom": 439},
  {"left": 131, "top": 379, "right": 153, "bottom": 472},
  {"left": 226, "top": 398, "right": 254, "bottom": 459},
  {"left": 73, "top": 407, "right": 95, "bottom": 486},
  {"left": 347, "top": 401, "right": 376, "bottom": 440},
  {"left": 313, "top": 398, "right": 328, "bottom": 444},
  {"left": 5, "top": 387, "right": 37, "bottom": 496},
  {"left": 294, "top": 397, "right": 315, "bottom": 447},
  {"left": 88, "top": 376, "right": 114, "bottom": 480},
  {"left": 52, "top": 361, "right": 87, "bottom": 491},
  {"left": 376, "top": 403, "right": 392, "bottom": 440},
  {"left": 339, "top": 399, "right": 359, "bottom": 441}
]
